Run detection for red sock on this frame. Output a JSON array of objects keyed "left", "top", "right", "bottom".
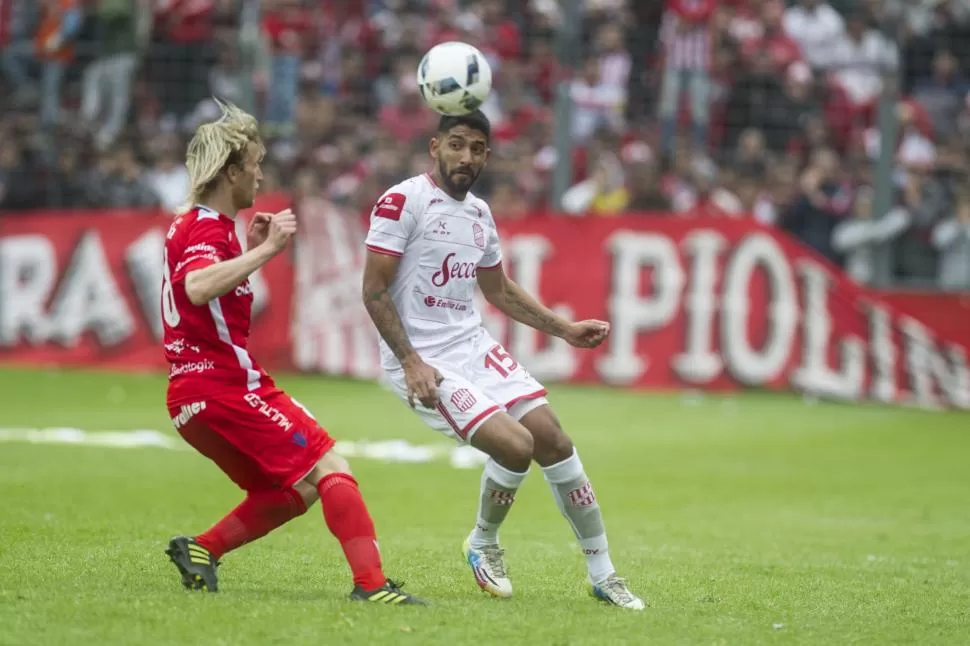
[
  {"left": 317, "top": 473, "right": 386, "bottom": 590},
  {"left": 196, "top": 488, "right": 307, "bottom": 559}
]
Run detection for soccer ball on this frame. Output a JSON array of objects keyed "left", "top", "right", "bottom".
[{"left": 416, "top": 42, "right": 493, "bottom": 116}]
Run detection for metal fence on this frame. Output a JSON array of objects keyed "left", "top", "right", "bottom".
[{"left": 0, "top": 0, "right": 967, "bottom": 291}]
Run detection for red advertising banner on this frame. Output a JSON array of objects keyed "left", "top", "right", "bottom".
[
  {"left": 293, "top": 210, "right": 970, "bottom": 409},
  {"left": 0, "top": 194, "right": 295, "bottom": 371},
  {"left": 2, "top": 202, "right": 968, "bottom": 410}
]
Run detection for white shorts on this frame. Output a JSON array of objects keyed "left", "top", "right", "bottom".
[{"left": 385, "top": 331, "right": 548, "bottom": 443}]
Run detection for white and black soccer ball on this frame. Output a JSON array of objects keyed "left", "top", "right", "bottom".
[{"left": 416, "top": 41, "right": 493, "bottom": 116}]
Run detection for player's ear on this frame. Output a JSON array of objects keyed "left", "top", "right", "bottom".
[
  {"left": 225, "top": 160, "right": 241, "bottom": 183},
  {"left": 429, "top": 136, "right": 440, "bottom": 160}
]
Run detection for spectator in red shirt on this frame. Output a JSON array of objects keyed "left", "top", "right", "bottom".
[
  {"left": 377, "top": 80, "right": 437, "bottom": 143},
  {"left": 740, "top": 1, "right": 803, "bottom": 73},
  {"left": 151, "top": 0, "right": 215, "bottom": 118}
]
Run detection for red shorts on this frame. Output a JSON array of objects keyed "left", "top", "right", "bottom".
[{"left": 167, "top": 386, "right": 334, "bottom": 491}]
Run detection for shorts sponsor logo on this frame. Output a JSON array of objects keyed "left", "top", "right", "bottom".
[
  {"left": 243, "top": 393, "right": 294, "bottom": 431},
  {"left": 171, "top": 401, "right": 206, "bottom": 429},
  {"left": 169, "top": 359, "right": 215, "bottom": 377},
  {"left": 567, "top": 481, "right": 596, "bottom": 507},
  {"left": 235, "top": 282, "right": 253, "bottom": 297},
  {"left": 450, "top": 388, "right": 477, "bottom": 412}
]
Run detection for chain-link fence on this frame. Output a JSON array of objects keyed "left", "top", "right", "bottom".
[{"left": 1, "top": 0, "right": 968, "bottom": 291}]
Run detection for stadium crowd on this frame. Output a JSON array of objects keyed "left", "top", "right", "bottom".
[{"left": 1, "top": 0, "right": 969, "bottom": 289}]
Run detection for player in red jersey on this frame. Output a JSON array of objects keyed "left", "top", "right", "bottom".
[{"left": 162, "top": 100, "right": 425, "bottom": 605}]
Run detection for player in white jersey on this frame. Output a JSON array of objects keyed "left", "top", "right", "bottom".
[{"left": 362, "top": 111, "right": 643, "bottom": 610}]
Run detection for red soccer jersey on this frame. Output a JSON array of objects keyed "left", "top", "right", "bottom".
[{"left": 162, "top": 206, "right": 272, "bottom": 406}]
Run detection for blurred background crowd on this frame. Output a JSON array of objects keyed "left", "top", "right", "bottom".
[{"left": 1, "top": 0, "right": 969, "bottom": 290}]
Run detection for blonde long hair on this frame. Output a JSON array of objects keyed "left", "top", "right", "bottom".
[{"left": 176, "top": 99, "right": 264, "bottom": 215}]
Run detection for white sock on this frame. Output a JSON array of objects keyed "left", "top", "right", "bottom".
[
  {"left": 541, "top": 448, "right": 615, "bottom": 584},
  {"left": 469, "top": 458, "right": 528, "bottom": 549}
]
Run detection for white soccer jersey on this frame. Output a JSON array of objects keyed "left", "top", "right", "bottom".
[{"left": 365, "top": 173, "right": 503, "bottom": 371}]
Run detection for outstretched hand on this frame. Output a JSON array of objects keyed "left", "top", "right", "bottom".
[{"left": 563, "top": 319, "right": 610, "bottom": 349}]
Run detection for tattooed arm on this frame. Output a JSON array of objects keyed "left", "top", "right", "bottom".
[
  {"left": 361, "top": 251, "right": 418, "bottom": 363},
  {"left": 477, "top": 266, "right": 570, "bottom": 337},
  {"left": 362, "top": 250, "right": 442, "bottom": 407}
]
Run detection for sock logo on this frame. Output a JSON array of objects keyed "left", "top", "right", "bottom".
[
  {"left": 567, "top": 481, "right": 596, "bottom": 507},
  {"left": 488, "top": 489, "right": 516, "bottom": 506}
]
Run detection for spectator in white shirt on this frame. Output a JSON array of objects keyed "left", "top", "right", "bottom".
[
  {"left": 832, "top": 186, "right": 910, "bottom": 284},
  {"left": 829, "top": 12, "right": 898, "bottom": 106},
  {"left": 932, "top": 191, "right": 970, "bottom": 290},
  {"left": 783, "top": 0, "right": 845, "bottom": 70},
  {"left": 570, "top": 57, "right": 625, "bottom": 142}
]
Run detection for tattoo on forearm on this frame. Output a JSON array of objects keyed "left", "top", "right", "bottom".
[
  {"left": 503, "top": 286, "right": 568, "bottom": 337},
  {"left": 364, "top": 287, "right": 416, "bottom": 361}
]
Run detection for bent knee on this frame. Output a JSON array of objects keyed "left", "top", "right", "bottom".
[
  {"left": 544, "top": 431, "right": 574, "bottom": 463},
  {"left": 522, "top": 409, "right": 573, "bottom": 464},
  {"left": 509, "top": 429, "right": 534, "bottom": 462},
  {"left": 498, "top": 426, "right": 534, "bottom": 471},
  {"left": 301, "top": 450, "right": 352, "bottom": 487}
]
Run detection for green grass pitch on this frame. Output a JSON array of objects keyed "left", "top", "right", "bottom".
[{"left": 1, "top": 367, "right": 968, "bottom": 645}]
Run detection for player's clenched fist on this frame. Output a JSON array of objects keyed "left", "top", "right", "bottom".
[
  {"left": 265, "top": 209, "right": 297, "bottom": 252},
  {"left": 564, "top": 319, "right": 611, "bottom": 349},
  {"left": 403, "top": 356, "right": 444, "bottom": 409}
]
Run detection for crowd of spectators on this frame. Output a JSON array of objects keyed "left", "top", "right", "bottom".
[{"left": 1, "top": 0, "right": 969, "bottom": 289}]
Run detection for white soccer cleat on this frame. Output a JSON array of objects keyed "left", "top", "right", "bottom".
[
  {"left": 462, "top": 535, "right": 513, "bottom": 598},
  {"left": 590, "top": 574, "right": 645, "bottom": 610}
]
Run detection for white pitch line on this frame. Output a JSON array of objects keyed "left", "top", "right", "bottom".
[{"left": 0, "top": 427, "right": 490, "bottom": 469}]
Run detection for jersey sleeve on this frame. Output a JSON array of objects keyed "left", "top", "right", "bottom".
[
  {"left": 365, "top": 190, "right": 418, "bottom": 257},
  {"left": 171, "top": 218, "right": 234, "bottom": 284},
  {"left": 479, "top": 209, "right": 503, "bottom": 270}
]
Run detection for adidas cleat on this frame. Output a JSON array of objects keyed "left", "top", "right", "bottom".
[
  {"left": 462, "top": 535, "right": 513, "bottom": 598},
  {"left": 349, "top": 579, "right": 428, "bottom": 605},
  {"left": 166, "top": 536, "right": 219, "bottom": 592},
  {"left": 590, "top": 574, "right": 645, "bottom": 610}
]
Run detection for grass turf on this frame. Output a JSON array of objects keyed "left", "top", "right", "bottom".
[{"left": 0, "top": 367, "right": 968, "bottom": 645}]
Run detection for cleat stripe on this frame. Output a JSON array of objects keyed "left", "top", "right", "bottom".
[
  {"left": 369, "top": 591, "right": 389, "bottom": 602},
  {"left": 390, "top": 594, "right": 406, "bottom": 604}
]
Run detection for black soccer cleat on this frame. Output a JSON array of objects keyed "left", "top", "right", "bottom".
[
  {"left": 165, "top": 535, "right": 219, "bottom": 592},
  {"left": 349, "top": 578, "right": 428, "bottom": 605}
]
